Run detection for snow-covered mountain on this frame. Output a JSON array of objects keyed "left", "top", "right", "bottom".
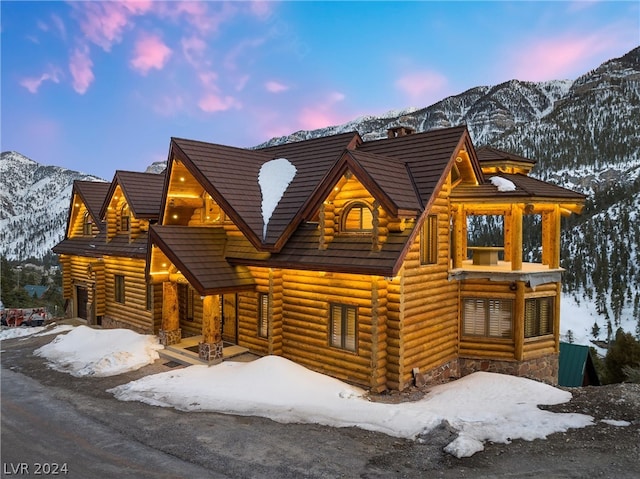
[
  {"left": 2, "top": 48, "right": 638, "bottom": 335},
  {"left": 0, "top": 151, "right": 105, "bottom": 260}
]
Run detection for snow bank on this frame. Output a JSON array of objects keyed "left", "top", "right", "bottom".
[
  {"left": 0, "top": 323, "right": 74, "bottom": 341},
  {"left": 490, "top": 176, "right": 517, "bottom": 192},
  {"left": 258, "top": 158, "right": 296, "bottom": 239},
  {"left": 35, "top": 325, "right": 163, "bottom": 377},
  {"left": 109, "top": 356, "right": 594, "bottom": 457}
]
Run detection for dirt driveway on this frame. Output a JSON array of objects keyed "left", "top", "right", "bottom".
[{"left": 2, "top": 327, "right": 639, "bottom": 478}]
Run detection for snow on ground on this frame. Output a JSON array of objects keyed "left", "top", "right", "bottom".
[
  {"left": 34, "top": 325, "right": 163, "bottom": 377},
  {"left": 560, "top": 292, "right": 636, "bottom": 356},
  {"left": 28, "top": 324, "right": 595, "bottom": 458},
  {"left": 0, "top": 323, "right": 74, "bottom": 341}
]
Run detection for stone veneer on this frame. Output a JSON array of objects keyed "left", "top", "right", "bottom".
[
  {"left": 414, "top": 353, "right": 559, "bottom": 387},
  {"left": 158, "top": 328, "right": 182, "bottom": 346},
  {"left": 458, "top": 354, "right": 559, "bottom": 385},
  {"left": 199, "top": 341, "right": 224, "bottom": 364}
]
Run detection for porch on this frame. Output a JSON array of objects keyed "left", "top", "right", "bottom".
[
  {"left": 449, "top": 259, "right": 563, "bottom": 288},
  {"left": 159, "top": 334, "right": 256, "bottom": 366}
]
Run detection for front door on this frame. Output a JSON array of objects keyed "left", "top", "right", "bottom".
[
  {"left": 76, "top": 286, "right": 88, "bottom": 320},
  {"left": 221, "top": 294, "right": 237, "bottom": 344}
]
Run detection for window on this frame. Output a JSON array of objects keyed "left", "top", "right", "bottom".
[
  {"left": 525, "top": 297, "right": 554, "bottom": 338},
  {"left": 115, "top": 275, "right": 125, "bottom": 304},
  {"left": 120, "top": 204, "right": 130, "bottom": 232},
  {"left": 463, "top": 298, "right": 512, "bottom": 338},
  {"left": 330, "top": 303, "right": 357, "bottom": 351},
  {"left": 83, "top": 212, "right": 93, "bottom": 236},
  {"left": 258, "top": 293, "right": 270, "bottom": 338},
  {"left": 420, "top": 215, "right": 438, "bottom": 264},
  {"left": 342, "top": 202, "right": 373, "bottom": 232}
]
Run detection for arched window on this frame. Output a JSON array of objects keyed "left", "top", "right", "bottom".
[
  {"left": 120, "top": 204, "right": 130, "bottom": 232},
  {"left": 342, "top": 202, "right": 373, "bottom": 232},
  {"left": 83, "top": 212, "right": 93, "bottom": 236}
]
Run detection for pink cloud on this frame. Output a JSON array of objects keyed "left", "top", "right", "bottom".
[
  {"left": 199, "top": 71, "right": 219, "bottom": 87},
  {"left": 130, "top": 34, "right": 172, "bottom": 75},
  {"left": 181, "top": 35, "right": 208, "bottom": 67},
  {"left": 298, "top": 91, "right": 348, "bottom": 130},
  {"left": 69, "top": 47, "right": 94, "bottom": 94},
  {"left": 71, "top": 1, "right": 153, "bottom": 51},
  {"left": 510, "top": 35, "right": 611, "bottom": 81},
  {"left": 157, "top": 1, "right": 237, "bottom": 34},
  {"left": 265, "top": 81, "right": 289, "bottom": 93},
  {"left": 20, "top": 67, "right": 61, "bottom": 94},
  {"left": 198, "top": 93, "right": 239, "bottom": 113},
  {"left": 395, "top": 71, "right": 448, "bottom": 103}
]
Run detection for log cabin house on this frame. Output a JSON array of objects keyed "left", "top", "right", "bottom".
[
  {"left": 54, "top": 171, "right": 165, "bottom": 332},
  {"left": 54, "top": 125, "right": 585, "bottom": 391}
]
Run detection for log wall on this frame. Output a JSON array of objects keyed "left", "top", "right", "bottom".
[
  {"left": 103, "top": 256, "right": 154, "bottom": 333},
  {"left": 392, "top": 182, "right": 459, "bottom": 390}
]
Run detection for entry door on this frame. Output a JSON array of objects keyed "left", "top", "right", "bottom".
[
  {"left": 76, "top": 286, "right": 88, "bottom": 320},
  {"left": 221, "top": 294, "right": 237, "bottom": 344}
]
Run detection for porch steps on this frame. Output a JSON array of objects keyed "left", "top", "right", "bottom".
[{"left": 158, "top": 339, "right": 251, "bottom": 367}]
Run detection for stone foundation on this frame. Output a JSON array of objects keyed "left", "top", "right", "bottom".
[
  {"left": 158, "top": 328, "right": 182, "bottom": 346},
  {"left": 199, "top": 341, "right": 224, "bottom": 364},
  {"left": 458, "top": 354, "right": 559, "bottom": 385},
  {"left": 413, "top": 359, "right": 460, "bottom": 387}
]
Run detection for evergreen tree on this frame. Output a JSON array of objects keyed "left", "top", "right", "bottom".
[{"left": 604, "top": 329, "right": 640, "bottom": 384}]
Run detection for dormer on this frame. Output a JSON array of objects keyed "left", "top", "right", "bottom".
[
  {"left": 476, "top": 146, "right": 536, "bottom": 175},
  {"left": 65, "top": 180, "right": 110, "bottom": 239},
  {"left": 100, "top": 171, "right": 165, "bottom": 243}
]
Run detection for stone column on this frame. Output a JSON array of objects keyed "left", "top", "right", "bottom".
[
  {"left": 200, "top": 295, "right": 223, "bottom": 364},
  {"left": 159, "top": 281, "right": 181, "bottom": 346}
]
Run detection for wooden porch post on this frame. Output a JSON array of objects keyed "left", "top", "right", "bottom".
[
  {"left": 452, "top": 205, "right": 466, "bottom": 269},
  {"left": 200, "top": 294, "right": 223, "bottom": 364},
  {"left": 510, "top": 204, "right": 523, "bottom": 271},
  {"left": 159, "top": 281, "right": 181, "bottom": 345},
  {"left": 514, "top": 281, "right": 525, "bottom": 361}
]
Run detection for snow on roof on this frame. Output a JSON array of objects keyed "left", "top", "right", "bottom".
[
  {"left": 258, "top": 157, "right": 297, "bottom": 240},
  {"left": 10, "top": 325, "right": 607, "bottom": 458},
  {"left": 490, "top": 175, "right": 517, "bottom": 192}
]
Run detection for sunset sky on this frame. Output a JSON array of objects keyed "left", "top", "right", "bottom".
[{"left": 2, "top": 1, "right": 638, "bottom": 180}]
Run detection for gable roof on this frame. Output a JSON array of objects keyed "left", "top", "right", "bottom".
[
  {"left": 558, "top": 342, "right": 601, "bottom": 387},
  {"left": 149, "top": 225, "right": 255, "bottom": 296},
  {"left": 476, "top": 146, "right": 536, "bottom": 165},
  {"left": 70, "top": 180, "right": 110, "bottom": 233},
  {"left": 358, "top": 125, "right": 482, "bottom": 209},
  {"left": 450, "top": 173, "right": 586, "bottom": 207},
  {"left": 100, "top": 170, "right": 165, "bottom": 220},
  {"left": 170, "top": 132, "right": 362, "bottom": 250}
]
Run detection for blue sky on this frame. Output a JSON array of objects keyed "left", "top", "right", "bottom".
[{"left": 2, "top": 1, "right": 638, "bottom": 180}]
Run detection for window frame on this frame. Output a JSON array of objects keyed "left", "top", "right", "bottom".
[
  {"left": 462, "top": 297, "right": 513, "bottom": 339},
  {"left": 258, "top": 293, "right": 270, "bottom": 338},
  {"left": 420, "top": 214, "right": 438, "bottom": 265},
  {"left": 83, "top": 211, "right": 93, "bottom": 236},
  {"left": 341, "top": 201, "right": 373, "bottom": 233},
  {"left": 114, "top": 274, "right": 125, "bottom": 304},
  {"left": 120, "top": 204, "right": 130, "bottom": 232},
  {"left": 524, "top": 296, "right": 554, "bottom": 338},
  {"left": 329, "top": 303, "right": 358, "bottom": 352}
]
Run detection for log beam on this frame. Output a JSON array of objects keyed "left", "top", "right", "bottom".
[{"left": 159, "top": 281, "right": 181, "bottom": 345}]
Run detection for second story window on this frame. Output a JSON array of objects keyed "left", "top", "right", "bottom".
[
  {"left": 120, "top": 204, "right": 130, "bottom": 232},
  {"left": 342, "top": 202, "right": 373, "bottom": 233},
  {"left": 83, "top": 212, "right": 93, "bottom": 236}
]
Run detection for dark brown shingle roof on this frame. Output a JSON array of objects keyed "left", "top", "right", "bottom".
[
  {"left": 150, "top": 225, "right": 255, "bottom": 295},
  {"left": 450, "top": 173, "right": 587, "bottom": 202},
  {"left": 73, "top": 180, "right": 110, "bottom": 232},
  {"left": 101, "top": 171, "right": 165, "bottom": 220}
]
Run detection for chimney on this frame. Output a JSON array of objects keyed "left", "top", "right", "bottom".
[{"left": 387, "top": 126, "right": 415, "bottom": 138}]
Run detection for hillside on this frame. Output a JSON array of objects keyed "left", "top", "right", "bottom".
[
  {"left": 0, "top": 151, "right": 104, "bottom": 260},
  {"left": 1, "top": 48, "right": 638, "bottom": 336}
]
